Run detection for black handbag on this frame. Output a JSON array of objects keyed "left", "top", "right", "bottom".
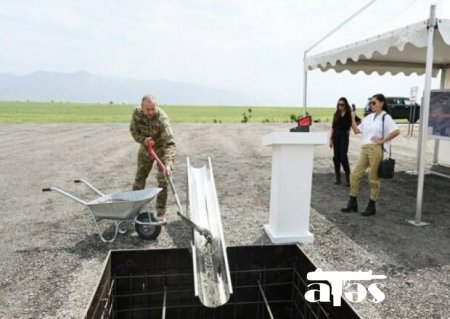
[{"left": 378, "top": 114, "right": 395, "bottom": 179}]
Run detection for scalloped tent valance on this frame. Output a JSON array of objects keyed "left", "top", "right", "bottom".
[{"left": 306, "top": 19, "right": 450, "bottom": 76}]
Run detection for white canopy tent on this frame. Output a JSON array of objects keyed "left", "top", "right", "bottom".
[
  {"left": 304, "top": 0, "right": 450, "bottom": 225},
  {"left": 307, "top": 20, "right": 450, "bottom": 77}
]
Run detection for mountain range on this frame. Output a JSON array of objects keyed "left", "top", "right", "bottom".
[{"left": 0, "top": 71, "right": 261, "bottom": 105}]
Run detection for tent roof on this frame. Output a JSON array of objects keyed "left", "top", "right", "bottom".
[{"left": 306, "top": 19, "right": 450, "bottom": 76}]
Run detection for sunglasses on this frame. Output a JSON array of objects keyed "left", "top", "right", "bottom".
[{"left": 338, "top": 103, "right": 345, "bottom": 106}]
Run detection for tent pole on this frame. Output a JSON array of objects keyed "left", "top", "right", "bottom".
[
  {"left": 406, "top": 99, "right": 424, "bottom": 174},
  {"left": 415, "top": 103, "right": 424, "bottom": 172},
  {"left": 433, "top": 139, "right": 440, "bottom": 165},
  {"left": 408, "top": 4, "right": 437, "bottom": 227},
  {"left": 440, "top": 68, "right": 447, "bottom": 88},
  {"left": 301, "top": 0, "right": 377, "bottom": 115},
  {"left": 433, "top": 68, "right": 448, "bottom": 164},
  {"left": 303, "top": 52, "right": 308, "bottom": 116}
]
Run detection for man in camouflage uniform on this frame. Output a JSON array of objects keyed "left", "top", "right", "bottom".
[{"left": 130, "top": 95, "right": 176, "bottom": 217}]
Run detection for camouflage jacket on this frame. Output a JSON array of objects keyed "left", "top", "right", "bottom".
[{"left": 130, "top": 107, "right": 176, "bottom": 166}]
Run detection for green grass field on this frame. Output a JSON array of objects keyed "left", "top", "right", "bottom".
[{"left": 0, "top": 101, "right": 353, "bottom": 124}]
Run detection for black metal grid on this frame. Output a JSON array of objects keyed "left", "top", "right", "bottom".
[{"left": 86, "top": 245, "right": 360, "bottom": 319}]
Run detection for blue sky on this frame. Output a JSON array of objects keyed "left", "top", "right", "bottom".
[{"left": 0, "top": 0, "right": 444, "bottom": 107}]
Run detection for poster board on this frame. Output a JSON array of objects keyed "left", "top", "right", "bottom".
[{"left": 429, "top": 90, "right": 450, "bottom": 141}]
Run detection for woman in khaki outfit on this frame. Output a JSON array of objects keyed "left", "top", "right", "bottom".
[{"left": 341, "top": 94, "right": 400, "bottom": 216}]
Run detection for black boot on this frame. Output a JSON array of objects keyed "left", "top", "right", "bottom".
[
  {"left": 345, "top": 173, "right": 350, "bottom": 187},
  {"left": 335, "top": 172, "right": 341, "bottom": 185},
  {"left": 341, "top": 196, "right": 358, "bottom": 213},
  {"left": 361, "top": 200, "right": 376, "bottom": 216}
]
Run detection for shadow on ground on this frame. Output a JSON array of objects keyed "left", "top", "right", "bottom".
[
  {"left": 311, "top": 172, "right": 450, "bottom": 270},
  {"left": 165, "top": 219, "right": 192, "bottom": 248}
]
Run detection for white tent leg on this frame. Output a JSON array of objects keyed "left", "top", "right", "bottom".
[
  {"left": 303, "top": 52, "right": 308, "bottom": 116},
  {"left": 432, "top": 68, "right": 449, "bottom": 164},
  {"left": 433, "top": 139, "right": 439, "bottom": 165},
  {"left": 406, "top": 87, "right": 427, "bottom": 175},
  {"left": 408, "top": 4, "right": 437, "bottom": 227},
  {"left": 416, "top": 114, "right": 423, "bottom": 173}
]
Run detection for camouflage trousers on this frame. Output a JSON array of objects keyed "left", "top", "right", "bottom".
[{"left": 132, "top": 147, "right": 168, "bottom": 217}]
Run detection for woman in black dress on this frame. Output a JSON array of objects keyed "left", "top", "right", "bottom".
[{"left": 329, "top": 97, "right": 352, "bottom": 186}]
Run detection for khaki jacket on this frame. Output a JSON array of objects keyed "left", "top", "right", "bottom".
[{"left": 130, "top": 107, "right": 176, "bottom": 166}]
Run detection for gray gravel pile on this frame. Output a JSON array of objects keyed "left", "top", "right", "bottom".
[{"left": 0, "top": 124, "right": 448, "bottom": 319}]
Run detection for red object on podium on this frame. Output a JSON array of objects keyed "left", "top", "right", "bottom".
[
  {"left": 298, "top": 116, "right": 312, "bottom": 127},
  {"left": 290, "top": 116, "right": 312, "bottom": 132}
]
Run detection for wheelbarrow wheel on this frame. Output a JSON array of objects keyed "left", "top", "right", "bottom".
[{"left": 135, "top": 212, "right": 161, "bottom": 240}]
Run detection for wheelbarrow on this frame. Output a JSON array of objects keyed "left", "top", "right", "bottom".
[
  {"left": 42, "top": 179, "right": 166, "bottom": 243},
  {"left": 42, "top": 141, "right": 212, "bottom": 244}
]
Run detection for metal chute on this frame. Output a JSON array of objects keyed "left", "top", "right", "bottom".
[{"left": 187, "top": 157, "right": 233, "bottom": 308}]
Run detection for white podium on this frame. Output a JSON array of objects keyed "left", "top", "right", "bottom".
[{"left": 262, "top": 132, "right": 327, "bottom": 244}]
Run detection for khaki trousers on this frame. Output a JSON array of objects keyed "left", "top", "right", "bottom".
[{"left": 350, "top": 144, "right": 383, "bottom": 201}]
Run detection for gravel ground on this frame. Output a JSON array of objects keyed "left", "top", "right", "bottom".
[{"left": 0, "top": 123, "right": 448, "bottom": 319}]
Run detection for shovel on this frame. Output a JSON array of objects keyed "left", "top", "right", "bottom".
[{"left": 146, "top": 140, "right": 212, "bottom": 243}]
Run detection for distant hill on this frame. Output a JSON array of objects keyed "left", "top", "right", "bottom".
[{"left": 0, "top": 71, "right": 261, "bottom": 105}]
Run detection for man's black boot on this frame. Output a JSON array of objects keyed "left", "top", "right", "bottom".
[
  {"left": 361, "top": 200, "right": 376, "bottom": 216},
  {"left": 341, "top": 196, "right": 358, "bottom": 213}
]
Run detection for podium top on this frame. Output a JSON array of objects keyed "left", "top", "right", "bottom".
[{"left": 262, "top": 132, "right": 327, "bottom": 146}]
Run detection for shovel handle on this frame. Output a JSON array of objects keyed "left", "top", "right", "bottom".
[
  {"left": 146, "top": 139, "right": 166, "bottom": 172},
  {"left": 147, "top": 140, "right": 213, "bottom": 244},
  {"left": 177, "top": 211, "right": 212, "bottom": 243}
]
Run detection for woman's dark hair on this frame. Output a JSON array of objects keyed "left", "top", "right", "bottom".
[
  {"left": 333, "top": 97, "right": 352, "bottom": 123},
  {"left": 372, "top": 93, "right": 391, "bottom": 114}
]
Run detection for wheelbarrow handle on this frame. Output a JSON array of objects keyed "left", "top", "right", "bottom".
[
  {"left": 73, "top": 179, "right": 104, "bottom": 196},
  {"left": 41, "top": 186, "right": 88, "bottom": 205}
]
